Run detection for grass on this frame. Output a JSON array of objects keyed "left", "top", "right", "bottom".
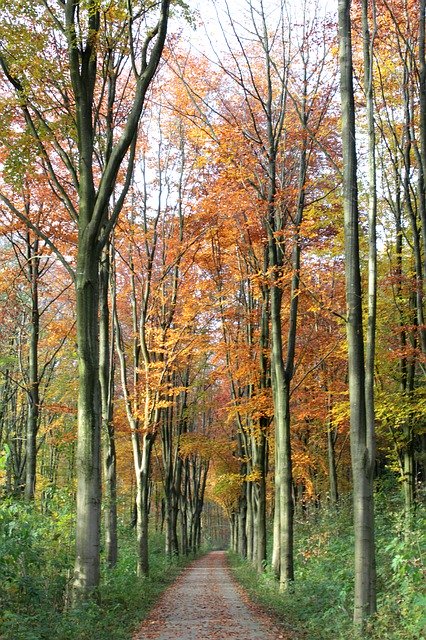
[
  {"left": 1, "top": 486, "right": 424, "bottom": 639},
  {"left": 0, "top": 494, "right": 199, "bottom": 640},
  {"left": 228, "top": 492, "right": 425, "bottom": 640}
]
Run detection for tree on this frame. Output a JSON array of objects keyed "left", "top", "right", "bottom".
[
  {"left": 337, "top": 0, "right": 376, "bottom": 626},
  {"left": 0, "top": 0, "right": 171, "bottom": 599}
]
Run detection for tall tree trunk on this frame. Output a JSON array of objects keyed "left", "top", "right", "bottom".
[
  {"left": 99, "top": 244, "right": 117, "bottom": 568},
  {"left": 255, "top": 284, "right": 269, "bottom": 572},
  {"left": 255, "top": 467, "right": 267, "bottom": 573},
  {"left": 136, "top": 433, "right": 155, "bottom": 576},
  {"left": 418, "top": 0, "right": 426, "bottom": 284},
  {"left": 327, "top": 416, "right": 339, "bottom": 505},
  {"left": 362, "top": 0, "right": 377, "bottom": 463},
  {"left": 270, "top": 282, "right": 294, "bottom": 589},
  {"left": 245, "top": 481, "right": 252, "bottom": 561},
  {"left": 338, "top": 0, "right": 376, "bottom": 626},
  {"left": 25, "top": 234, "right": 40, "bottom": 501},
  {"left": 271, "top": 394, "right": 281, "bottom": 579},
  {"left": 362, "top": 0, "right": 377, "bottom": 612},
  {"left": 73, "top": 246, "right": 102, "bottom": 598}
]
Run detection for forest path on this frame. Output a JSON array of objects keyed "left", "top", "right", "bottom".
[{"left": 133, "top": 550, "right": 293, "bottom": 640}]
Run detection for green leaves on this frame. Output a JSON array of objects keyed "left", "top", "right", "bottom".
[{"left": 0, "top": 443, "right": 10, "bottom": 471}]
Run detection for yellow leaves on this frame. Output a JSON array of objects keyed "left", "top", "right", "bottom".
[
  {"left": 155, "top": 399, "right": 173, "bottom": 409},
  {"left": 375, "top": 388, "right": 426, "bottom": 438},
  {"left": 210, "top": 472, "right": 242, "bottom": 514},
  {"left": 245, "top": 468, "right": 262, "bottom": 483},
  {"left": 103, "top": 1, "right": 128, "bottom": 24},
  {"left": 179, "top": 433, "right": 226, "bottom": 463},
  {"left": 330, "top": 396, "right": 350, "bottom": 429}
]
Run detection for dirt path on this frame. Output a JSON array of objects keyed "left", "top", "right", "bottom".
[{"left": 133, "top": 551, "right": 291, "bottom": 640}]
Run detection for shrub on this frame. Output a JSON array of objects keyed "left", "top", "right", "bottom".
[
  {"left": 229, "top": 495, "right": 425, "bottom": 640},
  {"left": 0, "top": 498, "right": 197, "bottom": 640}
]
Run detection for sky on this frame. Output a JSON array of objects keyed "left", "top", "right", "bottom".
[{"left": 176, "top": 0, "right": 338, "bottom": 60}]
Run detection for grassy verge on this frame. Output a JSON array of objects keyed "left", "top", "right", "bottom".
[
  {"left": 0, "top": 495, "right": 199, "bottom": 640},
  {"left": 229, "top": 494, "right": 425, "bottom": 640}
]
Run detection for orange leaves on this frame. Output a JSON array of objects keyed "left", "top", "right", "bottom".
[{"left": 226, "top": 389, "right": 274, "bottom": 431}]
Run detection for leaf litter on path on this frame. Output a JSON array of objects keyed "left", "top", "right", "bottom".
[{"left": 133, "top": 551, "right": 298, "bottom": 640}]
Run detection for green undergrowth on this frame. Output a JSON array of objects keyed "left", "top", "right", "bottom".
[
  {"left": 0, "top": 494, "right": 199, "bottom": 640},
  {"left": 229, "top": 492, "right": 425, "bottom": 640}
]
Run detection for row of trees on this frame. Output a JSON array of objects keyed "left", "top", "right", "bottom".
[{"left": 0, "top": 0, "right": 424, "bottom": 632}]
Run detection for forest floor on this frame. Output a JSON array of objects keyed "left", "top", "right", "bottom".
[{"left": 133, "top": 551, "right": 297, "bottom": 640}]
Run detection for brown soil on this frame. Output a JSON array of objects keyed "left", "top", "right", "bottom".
[{"left": 133, "top": 551, "right": 294, "bottom": 640}]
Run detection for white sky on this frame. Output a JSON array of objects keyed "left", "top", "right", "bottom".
[{"left": 185, "top": 0, "right": 338, "bottom": 55}]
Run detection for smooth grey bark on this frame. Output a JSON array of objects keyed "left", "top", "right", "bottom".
[
  {"left": 270, "top": 81, "right": 307, "bottom": 590},
  {"left": 1, "top": 343, "right": 26, "bottom": 494},
  {"left": 136, "top": 433, "right": 155, "bottom": 576},
  {"left": 362, "top": 0, "right": 377, "bottom": 612},
  {"left": 99, "top": 245, "right": 117, "bottom": 568},
  {"left": 25, "top": 234, "right": 40, "bottom": 501},
  {"left": 338, "top": 0, "right": 376, "bottom": 626},
  {"left": 251, "top": 425, "right": 267, "bottom": 572},
  {"left": 418, "top": 0, "right": 426, "bottom": 296},
  {"left": 400, "top": 56, "right": 423, "bottom": 520},
  {"left": 254, "top": 284, "right": 269, "bottom": 573},
  {"left": 238, "top": 498, "right": 248, "bottom": 558},
  {"left": 244, "top": 482, "right": 252, "bottom": 560},
  {"left": 73, "top": 245, "right": 102, "bottom": 595},
  {"left": 180, "top": 479, "right": 189, "bottom": 555},
  {"left": 271, "top": 424, "right": 281, "bottom": 578},
  {"left": 163, "top": 399, "right": 184, "bottom": 558},
  {"left": 362, "top": 0, "right": 377, "bottom": 463},
  {"left": 269, "top": 254, "right": 294, "bottom": 587},
  {"left": 327, "top": 416, "right": 339, "bottom": 505},
  {"left": 219, "top": 263, "right": 269, "bottom": 571},
  {"left": 162, "top": 374, "right": 188, "bottom": 559},
  {"left": 187, "top": 456, "right": 208, "bottom": 554}
]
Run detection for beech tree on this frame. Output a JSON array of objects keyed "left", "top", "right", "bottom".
[
  {"left": 338, "top": 0, "right": 376, "bottom": 626},
  {"left": 0, "top": 0, "right": 171, "bottom": 599},
  {"left": 355, "top": 0, "right": 425, "bottom": 522}
]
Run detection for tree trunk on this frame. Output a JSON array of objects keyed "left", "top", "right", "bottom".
[
  {"left": 418, "top": 0, "right": 426, "bottom": 285},
  {"left": 403, "top": 422, "right": 414, "bottom": 525},
  {"left": 338, "top": 0, "right": 376, "bottom": 626},
  {"left": 244, "top": 482, "right": 252, "bottom": 560},
  {"left": 255, "top": 471, "right": 267, "bottom": 573},
  {"left": 73, "top": 248, "right": 102, "bottom": 599},
  {"left": 136, "top": 433, "right": 155, "bottom": 576},
  {"left": 327, "top": 418, "right": 339, "bottom": 505},
  {"left": 270, "top": 283, "right": 294, "bottom": 589},
  {"left": 362, "top": 0, "right": 377, "bottom": 473},
  {"left": 25, "top": 234, "right": 40, "bottom": 501},
  {"left": 255, "top": 287, "right": 269, "bottom": 572},
  {"left": 272, "top": 430, "right": 281, "bottom": 578},
  {"left": 99, "top": 245, "right": 117, "bottom": 569}
]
